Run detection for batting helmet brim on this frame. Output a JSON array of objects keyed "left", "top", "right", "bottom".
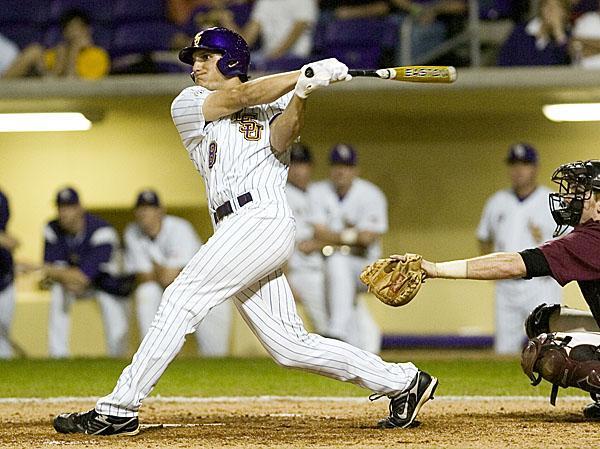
[{"left": 178, "top": 45, "right": 223, "bottom": 65}]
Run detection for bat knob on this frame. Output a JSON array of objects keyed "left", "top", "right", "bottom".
[{"left": 304, "top": 67, "right": 314, "bottom": 78}]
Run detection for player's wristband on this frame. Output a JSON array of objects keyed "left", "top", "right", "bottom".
[
  {"left": 434, "top": 260, "right": 467, "bottom": 279},
  {"left": 340, "top": 228, "right": 359, "bottom": 245}
]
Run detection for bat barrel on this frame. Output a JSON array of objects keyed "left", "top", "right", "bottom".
[{"left": 349, "top": 66, "right": 457, "bottom": 83}]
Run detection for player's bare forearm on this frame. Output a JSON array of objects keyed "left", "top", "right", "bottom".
[
  {"left": 313, "top": 224, "right": 371, "bottom": 249},
  {"left": 422, "top": 252, "right": 526, "bottom": 280},
  {"left": 239, "top": 71, "right": 299, "bottom": 105},
  {"left": 44, "top": 265, "right": 91, "bottom": 291},
  {"left": 136, "top": 272, "right": 157, "bottom": 285},
  {"left": 313, "top": 224, "right": 343, "bottom": 246},
  {"left": 204, "top": 71, "right": 299, "bottom": 121},
  {"left": 153, "top": 263, "right": 182, "bottom": 288},
  {"left": 357, "top": 230, "right": 380, "bottom": 246},
  {"left": 297, "top": 239, "right": 326, "bottom": 255},
  {"left": 270, "top": 95, "right": 305, "bottom": 154},
  {"left": 467, "top": 252, "right": 526, "bottom": 279}
]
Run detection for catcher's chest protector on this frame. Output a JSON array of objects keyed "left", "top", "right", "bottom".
[{"left": 521, "top": 332, "right": 600, "bottom": 405}]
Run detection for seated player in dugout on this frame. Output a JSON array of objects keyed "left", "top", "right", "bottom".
[
  {"left": 41, "top": 187, "right": 135, "bottom": 358},
  {"left": 390, "top": 160, "right": 600, "bottom": 419}
]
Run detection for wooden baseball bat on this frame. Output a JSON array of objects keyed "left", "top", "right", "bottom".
[{"left": 349, "top": 65, "right": 457, "bottom": 83}]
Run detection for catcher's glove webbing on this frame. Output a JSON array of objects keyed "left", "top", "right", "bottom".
[{"left": 359, "top": 253, "right": 426, "bottom": 307}]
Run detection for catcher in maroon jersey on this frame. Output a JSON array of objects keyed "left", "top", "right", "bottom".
[{"left": 392, "top": 160, "right": 600, "bottom": 418}]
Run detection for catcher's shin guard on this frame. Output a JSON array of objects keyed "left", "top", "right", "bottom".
[{"left": 521, "top": 332, "right": 600, "bottom": 405}]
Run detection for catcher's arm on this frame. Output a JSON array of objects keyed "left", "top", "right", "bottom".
[{"left": 395, "top": 252, "right": 526, "bottom": 280}]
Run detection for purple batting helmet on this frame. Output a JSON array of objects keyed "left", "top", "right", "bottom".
[{"left": 178, "top": 27, "right": 250, "bottom": 81}]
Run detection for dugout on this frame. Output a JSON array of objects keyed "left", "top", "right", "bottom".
[{"left": 0, "top": 67, "right": 598, "bottom": 357}]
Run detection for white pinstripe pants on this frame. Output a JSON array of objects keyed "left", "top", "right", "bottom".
[{"left": 96, "top": 202, "right": 417, "bottom": 417}]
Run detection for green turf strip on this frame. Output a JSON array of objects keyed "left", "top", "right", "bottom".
[{"left": 0, "top": 357, "right": 587, "bottom": 399}]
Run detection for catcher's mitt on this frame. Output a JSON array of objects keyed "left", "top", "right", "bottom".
[{"left": 359, "top": 253, "right": 426, "bottom": 307}]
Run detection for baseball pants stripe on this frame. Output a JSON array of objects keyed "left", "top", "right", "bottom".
[{"left": 96, "top": 204, "right": 416, "bottom": 417}]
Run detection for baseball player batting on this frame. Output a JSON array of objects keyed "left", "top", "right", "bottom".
[{"left": 53, "top": 27, "right": 438, "bottom": 436}]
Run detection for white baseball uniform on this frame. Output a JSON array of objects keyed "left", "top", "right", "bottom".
[
  {"left": 124, "top": 215, "right": 232, "bottom": 356},
  {"left": 311, "top": 178, "right": 387, "bottom": 354},
  {"left": 0, "top": 190, "right": 15, "bottom": 359},
  {"left": 0, "top": 284, "right": 14, "bottom": 359},
  {"left": 477, "top": 185, "right": 562, "bottom": 354},
  {"left": 285, "top": 182, "right": 328, "bottom": 334},
  {"left": 96, "top": 86, "right": 418, "bottom": 417}
]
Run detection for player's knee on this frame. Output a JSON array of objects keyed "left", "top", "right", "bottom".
[{"left": 270, "top": 353, "right": 305, "bottom": 369}]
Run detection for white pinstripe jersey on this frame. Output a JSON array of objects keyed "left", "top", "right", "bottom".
[
  {"left": 476, "top": 186, "right": 556, "bottom": 252},
  {"left": 123, "top": 215, "right": 202, "bottom": 274},
  {"left": 310, "top": 178, "right": 388, "bottom": 260},
  {"left": 286, "top": 182, "right": 323, "bottom": 270},
  {"left": 171, "top": 86, "right": 294, "bottom": 221}
]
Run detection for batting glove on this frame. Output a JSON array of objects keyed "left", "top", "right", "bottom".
[
  {"left": 318, "top": 58, "right": 352, "bottom": 82},
  {"left": 294, "top": 59, "right": 352, "bottom": 99}
]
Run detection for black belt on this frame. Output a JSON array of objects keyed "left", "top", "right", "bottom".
[{"left": 214, "top": 192, "right": 253, "bottom": 223}]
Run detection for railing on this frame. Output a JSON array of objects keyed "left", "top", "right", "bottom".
[{"left": 398, "top": 0, "right": 512, "bottom": 67}]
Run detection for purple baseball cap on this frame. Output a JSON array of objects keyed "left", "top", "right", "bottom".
[
  {"left": 55, "top": 187, "right": 80, "bottom": 206},
  {"left": 290, "top": 142, "right": 312, "bottom": 163},
  {"left": 329, "top": 143, "right": 357, "bottom": 166},
  {"left": 506, "top": 143, "right": 538, "bottom": 164},
  {"left": 135, "top": 189, "right": 161, "bottom": 208}
]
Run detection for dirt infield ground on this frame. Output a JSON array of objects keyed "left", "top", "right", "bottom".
[{"left": 1, "top": 397, "right": 597, "bottom": 449}]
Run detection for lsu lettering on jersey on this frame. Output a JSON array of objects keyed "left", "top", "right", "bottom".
[{"left": 171, "top": 86, "right": 293, "bottom": 223}]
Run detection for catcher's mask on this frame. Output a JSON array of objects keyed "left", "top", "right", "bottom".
[
  {"left": 179, "top": 27, "right": 250, "bottom": 82},
  {"left": 549, "top": 159, "right": 600, "bottom": 236}
]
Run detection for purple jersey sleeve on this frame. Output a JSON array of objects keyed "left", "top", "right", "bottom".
[
  {"left": 78, "top": 239, "right": 113, "bottom": 280},
  {"left": 539, "top": 220, "right": 600, "bottom": 286},
  {"left": 77, "top": 216, "right": 116, "bottom": 280},
  {"left": 43, "top": 222, "right": 67, "bottom": 264}
]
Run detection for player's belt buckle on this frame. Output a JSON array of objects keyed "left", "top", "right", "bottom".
[{"left": 214, "top": 192, "right": 253, "bottom": 223}]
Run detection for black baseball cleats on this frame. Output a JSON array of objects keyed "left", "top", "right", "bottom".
[
  {"left": 53, "top": 409, "right": 139, "bottom": 436},
  {"left": 374, "top": 370, "right": 438, "bottom": 429}
]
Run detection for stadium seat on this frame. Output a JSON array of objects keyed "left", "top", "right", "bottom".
[
  {"left": 0, "top": 24, "right": 42, "bottom": 49},
  {"left": 49, "top": 0, "right": 112, "bottom": 24},
  {"left": 316, "top": 17, "right": 398, "bottom": 69},
  {"left": 328, "top": 46, "right": 382, "bottom": 70},
  {"left": 478, "top": 0, "right": 513, "bottom": 20},
  {"left": 111, "top": 21, "right": 179, "bottom": 57},
  {"left": 0, "top": 0, "right": 50, "bottom": 25},
  {"left": 43, "top": 24, "right": 113, "bottom": 51},
  {"left": 112, "top": 0, "right": 166, "bottom": 24},
  {"left": 322, "top": 17, "right": 398, "bottom": 50},
  {"left": 228, "top": 2, "right": 253, "bottom": 27}
]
